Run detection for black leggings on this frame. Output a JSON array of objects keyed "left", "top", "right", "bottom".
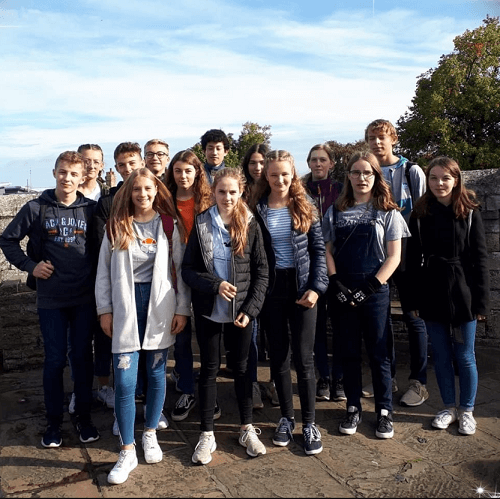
[
  {"left": 260, "top": 269, "right": 317, "bottom": 425},
  {"left": 194, "top": 315, "right": 253, "bottom": 431}
]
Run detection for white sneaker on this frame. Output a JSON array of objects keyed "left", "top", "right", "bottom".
[
  {"left": 192, "top": 431, "right": 217, "bottom": 465},
  {"left": 239, "top": 425, "right": 266, "bottom": 457},
  {"left": 142, "top": 430, "right": 163, "bottom": 463},
  {"left": 458, "top": 411, "right": 476, "bottom": 435},
  {"left": 107, "top": 448, "right": 138, "bottom": 485},
  {"left": 112, "top": 415, "right": 120, "bottom": 436},
  {"left": 144, "top": 404, "right": 169, "bottom": 430},
  {"left": 68, "top": 392, "right": 76, "bottom": 415},
  {"left": 432, "top": 408, "right": 458, "bottom": 429},
  {"left": 97, "top": 386, "right": 115, "bottom": 409}
]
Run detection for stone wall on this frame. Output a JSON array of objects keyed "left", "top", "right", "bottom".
[{"left": 1, "top": 170, "right": 500, "bottom": 371}]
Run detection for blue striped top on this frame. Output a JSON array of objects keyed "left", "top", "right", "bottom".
[{"left": 268, "top": 207, "right": 294, "bottom": 269}]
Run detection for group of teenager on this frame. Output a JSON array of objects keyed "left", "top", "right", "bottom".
[{"left": 0, "top": 119, "right": 490, "bottom": 486}]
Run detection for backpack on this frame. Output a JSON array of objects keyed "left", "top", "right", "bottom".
[
  {"left": 160, "top": 213, "right": 178, "bottom": 293},
  {"left": 404, "top": 161, "right": 417, "bottom": 199}
]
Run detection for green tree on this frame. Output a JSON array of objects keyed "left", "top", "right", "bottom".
[
  {"left": 396, "top": 16, "right": 500, "bottom": 170},
  {"left": 325, "top": 139, "right": 368, "bottom": 181},
  {"left": 191, "top": 122, "right": 272, "bottom": 168}
]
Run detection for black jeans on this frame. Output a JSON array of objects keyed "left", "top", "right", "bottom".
[
  {"left": 195, "top": 315, "right": 253, "bottom": 431},
  {"left": 261, "top": 269, "right": 317, "bottom": 425}
]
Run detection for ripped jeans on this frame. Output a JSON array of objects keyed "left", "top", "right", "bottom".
[{"left": 112, "top": 283, "right": 168, "bottom": 446}]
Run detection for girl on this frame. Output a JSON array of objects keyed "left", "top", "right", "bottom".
[
  {"left": 164, "top": 149, "right": 212, "bottom": 422},
  {"left": 407, "top": 156, "right": 489, "bottom": 435},
  {"left": 302, "top": 143, "right": 344, "bottom": 403},
  {"left": 251, "top": 149, "right": 328, "bottom": 456},
  {"left": 95, "top": 168, "right": 191, "bottom": 484},
  {"left": 241, "top": 143, "right": 270, "bottom": 409},
  {"left": 77, "top": 144, "right": 110, "bottom": 201},
  {"left": 323, "top": 151, "right": 409, "bottom": 439},
  {"left": 182, "top": 167, "right": 269, "bottom": 465}
]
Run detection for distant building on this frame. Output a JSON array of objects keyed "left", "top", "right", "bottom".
[{"left": 0, "top": 183, "right": 39, "bottom": 195}]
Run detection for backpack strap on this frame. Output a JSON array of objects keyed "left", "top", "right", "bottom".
[
  {"left": 405, "top": 161, "right": 415, "bottom": 198},
  {"left": 160, "top": 213, "right": 178, "bottom": 293}
]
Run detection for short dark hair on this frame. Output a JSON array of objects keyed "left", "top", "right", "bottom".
[
  {"left": 200, "top": 129, "right": 230, "bottom": 151},
  {"left": 114, "top": 142, "right": 142, "bottom": 162}
]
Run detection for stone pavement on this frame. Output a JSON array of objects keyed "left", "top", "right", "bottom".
[{"left": 1, "top": 339, "right": 500, "bottom": 498}]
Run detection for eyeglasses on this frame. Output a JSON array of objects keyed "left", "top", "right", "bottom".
[
  {"left": 145, "top": 151, "right": 168, "bottom": 159},
  {"left": 348, "top": 170, "right": 374, "bottom": 180}
]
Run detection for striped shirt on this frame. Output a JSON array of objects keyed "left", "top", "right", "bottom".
[{"left": 268, "top": 207, "right": 294, "bottom": 269}]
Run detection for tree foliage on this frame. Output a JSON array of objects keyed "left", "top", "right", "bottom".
[
  {"left": 396, "top": 16, "right": 500, "bottom": 170},
  {"left": 325, "top": 139, "right": 368, "bottom": 181},
  {"left": 191, "top": 122, "right": 272, "bottom": 168}
]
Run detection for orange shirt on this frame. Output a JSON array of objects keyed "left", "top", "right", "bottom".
[{"left": 177, "top": 197, "right": 195, "bottom": 236}]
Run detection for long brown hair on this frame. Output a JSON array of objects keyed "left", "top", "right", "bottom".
[
  {"left": 336, "top": 151, "right": 398, "bottom": 212},
  {"left": 165, "top": 149, "right": 212, "bottom": 242},
  {"left": 413, "top": 156, "right": 479, "bottom": 219},
  {"left": 250, "top": 150, "right": 315, "bottom": 233},
  {"left": 107, "top": 168, "right": 181, "bottom": 250},
  {"left": 212, "top": 168, "right": 249, "bottom": 257}
]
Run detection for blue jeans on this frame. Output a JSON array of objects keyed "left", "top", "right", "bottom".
[
  {"left": 113, "top": 283, "right": 168, "bottom": 445},
  {"left": 425, "top": 320, "right": 478, "bottom": 411},
  {"left": 335, "top": 280, "right": 393, "bottom": 414},
  {"left": 38, "top": 302, "right": 95, "bottom": 424}
]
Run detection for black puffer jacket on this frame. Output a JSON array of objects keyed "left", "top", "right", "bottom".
[
  {"left": 181, "top": 208, "right": 269, "bottom": 321},
  {"left": 255, "top": 197, "right": 328, "bottom": 298},
  {"left": 406, "top": 200, "right": 490, "bottom": 325}
]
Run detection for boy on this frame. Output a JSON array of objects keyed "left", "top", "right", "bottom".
[
  {"left": 144, "top": 139, "right": 170, "bottom": 181},
  {"left": 93, "top": 141, "right": 169, "bottom": 432},
  {"left": 0, "top": 151, "right": 99, "bottom": 447},
  {"left": 200, "top": 129, "right": 229, "bottom": 185},
  {"left": 364, "top": 119, "right": 429, "bottom": 407}
]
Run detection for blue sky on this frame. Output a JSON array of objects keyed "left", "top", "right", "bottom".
[{"left": 1, "top": 0, "right": 499, "bottom": 189}]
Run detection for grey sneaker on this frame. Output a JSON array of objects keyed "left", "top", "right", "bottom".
[
  {"left": 400, "top": 380, "right": 429, "bottom": 407},
  {"left": 432, "top": 408, "right": 458, "bottom": 429},
  {"left": 316, "top": 377, "right": 331, "bottom": 401},
  {"left": 192, "top": 431, "right": 216, "bottom": 465},
  {"left": 332, "top": 379, "right": 347, "bottom": 402},
  {"left": 458, "top": 411, "right": 476, "bottom": 435},
  {"left": 239, "top": 425, "right": 266, "bottom": 457}
]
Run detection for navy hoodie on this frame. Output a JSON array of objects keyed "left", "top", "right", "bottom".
[{"left": 0, "top": 189, "right": 97, "bottom": 309}]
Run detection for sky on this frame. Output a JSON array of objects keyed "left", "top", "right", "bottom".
[{"left": 1, "top": 0, "right": 499, "bottom": 189}]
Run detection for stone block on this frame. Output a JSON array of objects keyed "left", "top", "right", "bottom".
[
  {"left": 486, "top": 195, "right": 500, "bottom": 211},
  {"left": 483, "top": 218, "right": 500, "bottom": 234},
  {"left": 485, "top": 233, "right": 500, "bottom": 253}
]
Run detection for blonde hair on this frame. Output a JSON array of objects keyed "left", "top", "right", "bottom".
[
  {"left": 251, "top": 150, "right": 315, "bottom": 233},
  {"left": 212, "top": 168, "right": 249, "bottom": 257},
  {"left": 107, "top": 168, "right": 181, "bottom": 250}
]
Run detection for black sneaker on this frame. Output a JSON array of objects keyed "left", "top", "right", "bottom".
[
  {"left": 171, "top": 393, "right": 196, "bottom": 421},
  {"left": 213, "top": 400, "right": 221, "bottom": 420},
  {"left": 76, "top": 418, "right": 100, "bottom": 443},
  {"left": 272, "top": 417, "right": 295, "bottom": 446},
  {"left": 41, "top": 423, "right": 62, "bottom": 448},
  {"left": 332, "top": 378, "right": 347, "bottom": 402},
  {"left": 302, "top": 423, "right": 323, "bottom": 455},
  {"left": 316, "top": 377, "right": 331, "bottom": 401},
  {"left": 375, "top": 409, "right": 394, "bottom": 439},
  {"left": 339, "top": 406, "right": 362, "bottom": 435}
]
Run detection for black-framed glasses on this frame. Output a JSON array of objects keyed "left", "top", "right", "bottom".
[
  {"left": 348, "top": 170, "right": 374, "bottom": 179},
  {"left": 145, "top": 151, "right": 168, "bottom": 159}
]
